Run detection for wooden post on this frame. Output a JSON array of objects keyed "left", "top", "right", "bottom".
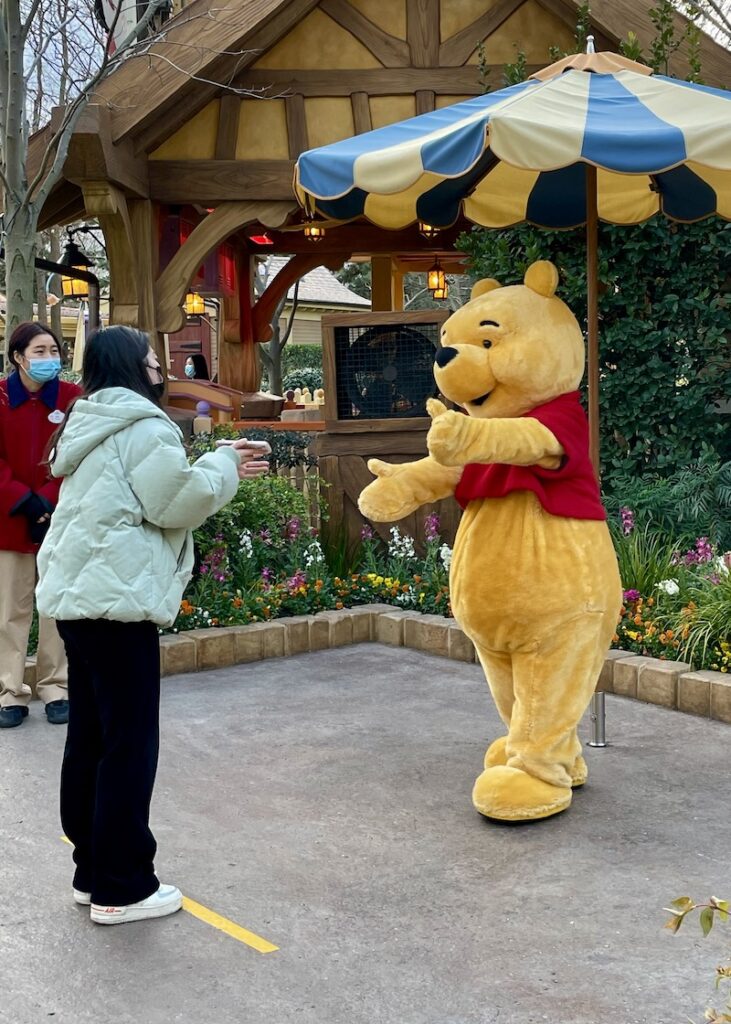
[
  {"left": 371, "top": 255, "right": 394, "bottom": 311},
  {"left": 585, "top": 164, "right": 600, "bottom": 477}
]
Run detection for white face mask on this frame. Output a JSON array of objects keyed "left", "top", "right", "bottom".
[{"left": 185, "top": 364, "right": 195, "bottom": 378}]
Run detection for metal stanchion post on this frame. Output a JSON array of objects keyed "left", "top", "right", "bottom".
[{"left": 588, "top": 691, "right": 606, "bottom": 747}]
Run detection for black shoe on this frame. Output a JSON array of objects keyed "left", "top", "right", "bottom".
[
  {"left": 0, "top": 706, "right": 29, "bottom": 728},
  {"left": 45, "top": 699, "right": 69, "bottom": 725}
]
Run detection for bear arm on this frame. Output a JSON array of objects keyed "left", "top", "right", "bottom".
[
  {"left": 459, "top": 418, "right": 564, "bottom": 468},
  {"left": 359, "top": 457, "right": 461, "bottom": 522}
]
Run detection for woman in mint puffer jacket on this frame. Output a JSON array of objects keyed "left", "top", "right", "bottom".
[{"left": 36, "top": 326, "right": 269, "bottom": 926}]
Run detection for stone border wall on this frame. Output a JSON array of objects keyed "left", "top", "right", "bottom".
[{"left": 25, "top": 605, "right": 731, "bottom": 726}]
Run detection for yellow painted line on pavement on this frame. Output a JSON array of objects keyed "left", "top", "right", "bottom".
[
  {"left": 182, "top": 897, "right": 279, "bottom": 954},
  {"left": 60, "top": 837, "right": 278, "bottom": 953}
]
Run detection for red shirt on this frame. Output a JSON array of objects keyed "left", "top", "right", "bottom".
[
  {"left": 454, "top": 391, "right": 606, "bottom": 520},
  {"left": 0, "top": 373, "right": 82, "bottom": 554}
]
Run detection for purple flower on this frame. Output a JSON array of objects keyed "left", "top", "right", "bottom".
[
  {"left": 284, "top": 517, "right": 301, "bottom": 541},
  {"left": 200, "top": 564, "right": 209, "bottom": 576},
  {"left": 258, "top": 529, "right": 272, "bottom": 546},
  {"left": 620, "top": 507, "right": 635, "bottom": 536},
  {"left": 360, "top": 524, "right": 375, "bottom": 541},
  {"left": 261, "top": 567, "right": 274, "bottom": 585},
  {"left": 286, "top": 569, "right": 307, "bottom": 593},
  {"left": 424, "top": 512, "right": 441, "bottom": 542},
  {"left": 623, "top": 588, "right": 640, "bottom": 602}
]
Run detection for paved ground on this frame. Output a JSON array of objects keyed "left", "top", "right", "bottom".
[{"left": 2, "top": 645, "right": 729, "bottom": 1024}]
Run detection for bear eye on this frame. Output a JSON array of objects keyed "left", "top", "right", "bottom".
[
  {"left": 480, "top": 320, "right": 499, "bottom": 327},
  {"left": 483, "top": 340, "right": 492, "bottom": 349}
]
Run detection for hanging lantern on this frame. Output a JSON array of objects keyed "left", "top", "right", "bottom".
[
  {"left": 303, "top": 221, "right": 326, "bottom": 242},
  {"left": 60, "top": 235, "right": 94, "bottom": 300},
  {"left": 184, "top": 291, "right": 205, "bottom": 316},
  {"left": 427, "top": 261, "right": 446, "bottom": 293},
  {"left": 419, "top": 221, "right": 439, "bottom": 241},
  {"left": 432, "top": 282, "right": 449, "bottom": 301}
]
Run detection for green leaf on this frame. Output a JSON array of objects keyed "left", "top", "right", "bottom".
[
  {"left": 670, "top": 896, "right": 694, "bottom": 912},
  {"left": 700, "top": 907, "right": 715, "bottom": 937}
]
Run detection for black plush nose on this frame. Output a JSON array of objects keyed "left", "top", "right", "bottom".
[{"left": 435, "top": 347, "right": 458, "bottom": 368}]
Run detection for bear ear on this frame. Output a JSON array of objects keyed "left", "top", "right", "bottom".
[
  {"left": 471, "top": 278, "right": 501, "bottom": 300},
  {"left": 524, "top": 260, "right": 559, "bottom": 297}
]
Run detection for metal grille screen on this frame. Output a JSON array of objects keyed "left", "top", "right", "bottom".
[{"left": 334, "top": 322, "right": 440, "bottom": 420}]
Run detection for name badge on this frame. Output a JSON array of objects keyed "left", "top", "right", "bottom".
[{"left": 48, "top": 410, "right": 65, "bottom": 425}]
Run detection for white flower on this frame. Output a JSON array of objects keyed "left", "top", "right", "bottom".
[
  {"left": 388, "top": 526, "right": 416, "bottom": 560},
  {"left": 439, "top": 544, "right": 452, "bottom": 571},
  {"left": 304, "top": 540, "right": 325, "bottom": 568},
  {"left": 715, "top": 555, "right": 729, "bottom": 576},
  {"left": 656, "top": 579, "right": 680, "bottom": 596},
  {"left": 239, "top": 530, "right": 254, "bottom": 557}
]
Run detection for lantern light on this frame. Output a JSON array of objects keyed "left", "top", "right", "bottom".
[
  {"left": 432, "top": 282, "right": 449, "bottom": 301},
  {"left": 184, "top": 291, "right": 205, "bottom": 316},
  {"left": 60, "top": 234, "right": 94, "bottom": 300},
  {"left": 419, "top": 221, "right": 439, "bottom": 241},
  {"left": 427, "top": 261, "right": 446, "bottom": 293},
  {"left": 250, "top": 233, "right": 274, "bottom": 246},
  {"left": 303, "top": 221, "right": 326, "bottom": 242}
]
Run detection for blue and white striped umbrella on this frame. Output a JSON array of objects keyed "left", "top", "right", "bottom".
[{"left": 294, "top": 51, "right": 731, "bottom": 231}]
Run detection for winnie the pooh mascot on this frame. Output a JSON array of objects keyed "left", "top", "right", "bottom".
[{"left": 359, "top": 260, "right": 622, "bottom": 822}]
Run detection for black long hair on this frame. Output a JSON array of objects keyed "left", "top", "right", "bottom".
[
  {"left": 7, "top": 322, "right": 62, "bottom": 372},
  {"left": 188, "top": 353, "right": 210, "bottom": 380},
  {"left": 47, "top": 326, "right": 162, "bottom": 466},
  {"left": 82, "top": 326, "right": 162, "bottom": 405}
]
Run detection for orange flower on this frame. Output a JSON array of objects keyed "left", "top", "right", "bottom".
[
  {"left": 233, "top": 597, "right": 243, "bottom": 608},
  {"left": 612, "top": 633, "right": 619, "bottom": 644},
  {"left": 665, "top": 629, "right": 674, "bottom": 640},
  {"left": 335, "top": 601, "right": 343, "bottom": 610},
  {"left": 634, "top": 615, "right": 642, "bottom": 625},
  {"left": 647, "top": 597, "right": 654, "bottom": 607}
]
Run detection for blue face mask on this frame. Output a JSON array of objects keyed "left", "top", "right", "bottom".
[
  {"left": 27, "top": 358, "right": 62, "bottom": 383},
  {"left": 184, "top": 364, "right": 195, "bottom": 378}
]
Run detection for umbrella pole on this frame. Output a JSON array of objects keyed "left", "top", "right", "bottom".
[{"left": 585, "top": 164, "right": 601, "bottom": 477}]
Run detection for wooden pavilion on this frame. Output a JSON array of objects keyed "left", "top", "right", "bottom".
[{"left": 31, "top": 0, "right": 730, "bottom": 395}]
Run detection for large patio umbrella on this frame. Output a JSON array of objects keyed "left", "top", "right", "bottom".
[{"left": 294, "top": 46, "right": 731, "bottom": 470}]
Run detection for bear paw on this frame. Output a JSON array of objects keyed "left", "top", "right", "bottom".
[
  {"left": 472, "top": 765, "right": 572, "bottom": 822},
  {"left": 483, "top": 736, "right": 588, "bottom": 788}
]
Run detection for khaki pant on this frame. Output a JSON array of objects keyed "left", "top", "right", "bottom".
[{"left": 0, "top": 550, "right": 67, "bottom": 707}]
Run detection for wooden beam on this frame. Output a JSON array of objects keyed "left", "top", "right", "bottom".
[
  {"left": 148, "top": 159, "right": 296, "bottom": 203},
  {"left": 534, "top": 0, "right": 616, "bottom": 50},
  {"left": 252, "top": 254, "right": 328, "bottom": 342},
  {"left": 155, "top": 200, "right": 296, "bottom": 333},
  {"left": 351, "top": 92, "right": 372, "bottom": 134},
  {"left": 236, "top": 66, "right": 533, "bottom": 96},
  {"left": 245, "top": 219, "right": 471, "bottom": 257},
  {"left": 319, "top": 0, "right": 410, "bottom": 68},
  {"left": 439, "top": 0, "right": 525, "bottom": 67},
  {"left": 37, "top": 186, "right": 85, "bottom": 231},
  {"left": 101, "top": 0, "right": 321, "bottom": 148},
  {"left": 406, "top": 0, "right": 439, "bottom": 67},
  {"left": 285, "top": 95, "right": 309, "bottom": 158},
  {"left": 215, "top": 95, "right": 241, "bottom": 160},
  {"left": 415, "top": 89, "right": 435, "bottom": 115}
]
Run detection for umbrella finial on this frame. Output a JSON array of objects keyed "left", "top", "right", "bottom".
[{"left": 586, "top": 34, "right": 596, "bottom": 54}]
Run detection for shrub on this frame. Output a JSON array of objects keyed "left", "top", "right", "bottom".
[{"left": 282, "top": 367, "right": 323, "bottom": 393}]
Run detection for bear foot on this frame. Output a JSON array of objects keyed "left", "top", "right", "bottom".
[
  {"left": 472, "top": 765, "right": 572, "bottom": 822},
  {"left": 483, "top": 736, "right": 588, "bottom": 788}
]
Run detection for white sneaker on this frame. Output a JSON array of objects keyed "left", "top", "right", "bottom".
[
  {"left": 73, "top": 889, "right": 92, "bottom": 906},
  {"left": 90, "top": 884, "right": 183, "bottom": 925}
]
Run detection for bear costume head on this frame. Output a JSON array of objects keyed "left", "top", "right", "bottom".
[{"left": 434, "top": 261, "right": 584, "bottom": 420}]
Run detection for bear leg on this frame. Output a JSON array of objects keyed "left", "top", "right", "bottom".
[
  {"left": 472, "top": 610, "right": 615, "bottom": 821},
  {"left": 483, "top": 735, "right": 588, "bottom": 788}
]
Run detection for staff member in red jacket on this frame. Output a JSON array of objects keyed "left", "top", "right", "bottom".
[{"left": 0, "top": 322, "right": 81, "bottom": 728}]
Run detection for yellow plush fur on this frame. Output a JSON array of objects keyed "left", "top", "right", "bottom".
[{"left": 359, "top": 261, "right": 622, "bottom": 822}]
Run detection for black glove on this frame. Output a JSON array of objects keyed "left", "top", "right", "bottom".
[{"left": 12, "top": 492, "right": 53, "bottom": 544}]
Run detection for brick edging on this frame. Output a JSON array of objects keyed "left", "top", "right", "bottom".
[{"left": 24, "top": 606, "right": 731, "bottom": 726}]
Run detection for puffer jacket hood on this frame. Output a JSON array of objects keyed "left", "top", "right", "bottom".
[
  {"left": 52, "top": 388, "right": 173, "bottom": 476},
  {"left": 37, "top": 386, "right": 240, "bottom": 628}
]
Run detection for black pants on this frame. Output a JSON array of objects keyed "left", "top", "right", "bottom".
[{"left": 56, "top": 619, "right": 161, "bottom": 906}]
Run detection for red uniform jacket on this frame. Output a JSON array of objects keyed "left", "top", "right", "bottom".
[
  {"left": 0, "top": 373, "right": 82, "bottom": 554},
  {"left": 454, "top": 391, "right": 606, "bottom": 520}
]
